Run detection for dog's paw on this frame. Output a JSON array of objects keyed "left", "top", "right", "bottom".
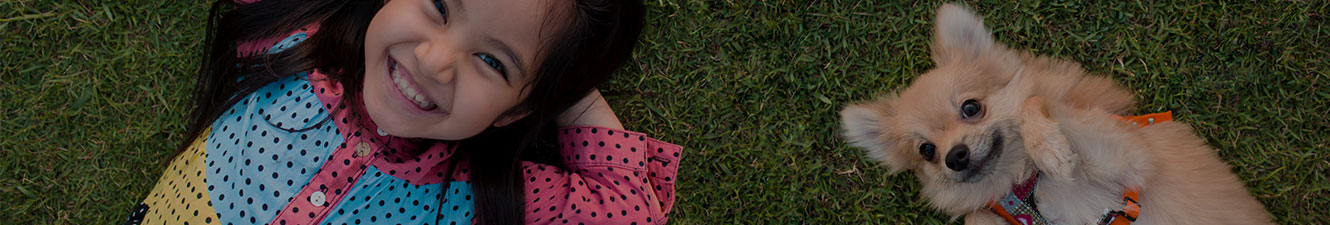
[{"left": 1021, "top": 97, "right": 1078, "bottom": 181}]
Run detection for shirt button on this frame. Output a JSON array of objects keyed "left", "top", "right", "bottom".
[
  {"left": 376, "top": 128, "right": 389, "bottom": 136},
  {"left": 310, "top": 191, "right": 327, "bottom": 206},
  {"left": 355, "top": 142, "right": 371, "bottom": 157}
]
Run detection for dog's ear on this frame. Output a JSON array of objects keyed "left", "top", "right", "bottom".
[
  {"left": 931, "top": 3, "right": 995, "bottom": 66},
  {"left": 841, "top": 97, "right": 910, "bottom": 174}
]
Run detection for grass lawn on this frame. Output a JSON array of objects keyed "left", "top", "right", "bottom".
[{"left": 3, "top": 0, "right": 1327, "bottom": 224}]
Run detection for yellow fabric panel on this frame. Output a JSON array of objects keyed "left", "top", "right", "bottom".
[{"left": 140, "top": 129, "right": 219, "bottom": 224}]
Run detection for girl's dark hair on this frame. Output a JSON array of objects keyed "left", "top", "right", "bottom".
[{"left": 180, "top": 0, "right": 644, "bottom": 224}]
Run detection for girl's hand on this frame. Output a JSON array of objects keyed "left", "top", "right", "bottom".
[{"left": 556, "top": 89, "right": 624, "bottom": 129}]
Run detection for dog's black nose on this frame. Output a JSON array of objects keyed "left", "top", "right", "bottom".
[{"left": 946, "top": 145, "right": 969, "bottom": 171}]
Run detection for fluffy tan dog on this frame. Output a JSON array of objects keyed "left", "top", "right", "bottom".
[{"left": 840, "top": 4, "right": 1272, "bottom": 224}]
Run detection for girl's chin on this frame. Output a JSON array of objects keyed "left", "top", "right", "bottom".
[
  {"left": 362, "top": 102, "right": 459, "bottom": 140},
  {"left": 363, "top": 94, "right": 422, "bottom": 132},
  {"left": 365, "top": 114, "right": 429, "bottom": 139}
]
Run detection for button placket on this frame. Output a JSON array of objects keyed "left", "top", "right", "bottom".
[
  {"left": 309, "top": 191, "right": 326, "bottom": 206},
  {"left": 355, "top": 142, "right": 372, "bottom": 158},
  {"left": 272, "top": 138, "right": 378, "bottom": 224}
]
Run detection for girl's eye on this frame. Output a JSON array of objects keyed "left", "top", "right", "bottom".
[
  {"left": 477, "top": 54, "right": 508, "bottom": 78},
  {"left": 432, "top": 0, "right": 448, "bottom": 22}
]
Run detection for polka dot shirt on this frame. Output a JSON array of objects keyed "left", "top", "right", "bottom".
[{"left": 126, "top": 26, "right": 684, "bottom": 225}]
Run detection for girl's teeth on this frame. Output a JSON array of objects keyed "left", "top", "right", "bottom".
[{"left": 391, "top": 61, "right": 438, "bottom": 110}]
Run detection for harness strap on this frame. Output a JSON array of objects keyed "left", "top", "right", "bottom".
[
  {"left": 1114, "top": 111, "right": 1172, "bottom": 128},
  {"left": 1097, "top": 189, "right": 1141, "bottom": 225},
  {"left": 989, "top": 173, "right": 1048, "bottom": 225}
]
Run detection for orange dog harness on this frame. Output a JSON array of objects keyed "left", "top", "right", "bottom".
[
  {"left": 1115, "top": 111, "right": 1173, "bottom": 129},
  {"left": 988, "top": 112, "right": 1170, "bottom": 225}
]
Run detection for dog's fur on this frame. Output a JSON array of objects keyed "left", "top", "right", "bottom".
[{"left": 840, "top": 4, "right": 1272, "bottom": 224}]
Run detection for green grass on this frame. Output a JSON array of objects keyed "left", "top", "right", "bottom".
[{"left": 3, "top": 0, "right": 1327, "bottom": 224}]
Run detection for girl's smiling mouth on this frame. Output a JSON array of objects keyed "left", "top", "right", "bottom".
[{"left": 387, "top": 56, "right": 444, "bottom": 113}]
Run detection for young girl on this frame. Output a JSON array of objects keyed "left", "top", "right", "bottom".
[{"left": 124, "top": 0, "right": 682, "bottom": 224}]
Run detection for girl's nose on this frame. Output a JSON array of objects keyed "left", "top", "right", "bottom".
[{"left": 415, "top": 41, "right": 456, "bottom": 84}]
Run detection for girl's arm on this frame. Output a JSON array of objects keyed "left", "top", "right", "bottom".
[
  {"left": 519, "top": 91, "right": 683, "bottom": 224},
  {"left": 556, "top": 89, "right": 624, "bottom": 130}
]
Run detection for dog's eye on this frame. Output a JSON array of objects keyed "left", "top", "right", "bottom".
[
  {"left": 960, "top": 99, "right": 983, "bottom": 119},
  {"left": 919, "top": 143, "right": 937, "bottom": 162}
]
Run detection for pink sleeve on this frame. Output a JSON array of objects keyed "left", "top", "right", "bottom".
[{"left": 523, "top": 126, "right": 683, "bottom": 225}]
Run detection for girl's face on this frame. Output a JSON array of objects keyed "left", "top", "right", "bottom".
[{"left": 363, "top": 0, "right": 567, "bottom": 140}]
